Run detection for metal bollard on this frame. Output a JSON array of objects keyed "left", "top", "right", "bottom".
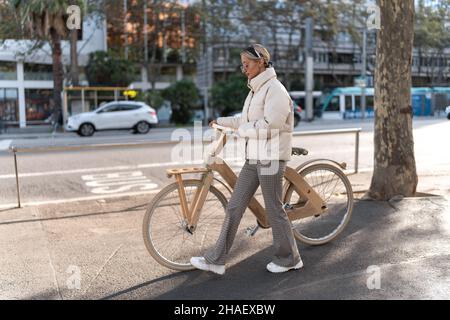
[
  {"left": 355, "top": 130, "right": 360, "bottom": 174},
  {"left": 11, "top": 146, "right": 21, "bottom": 208}
]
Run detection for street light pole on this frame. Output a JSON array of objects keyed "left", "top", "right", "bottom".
[
  {"left": 305, "top": 17, "right": 314, "bottom": 122},
  {"left": 124, "top": 0, "right": 128, "bottom": 60},
  {"left": 142, "top": 1, "right": 149, "bottom": 89},
  {"left": 361, "top": 28, "right": 367, "bottom": 119},
  {"left": 144, "top": 1, "right": 148, "bottom": 64},
  {"left": 181, "top": 9, "right": 186, "bottom": 64}
]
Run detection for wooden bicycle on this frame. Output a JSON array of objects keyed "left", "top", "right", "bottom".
[{"left": 143, "top": 124, "right": 354, "bottom": 270}]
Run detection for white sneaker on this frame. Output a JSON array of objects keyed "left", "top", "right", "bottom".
[
  {"left": 266, "top": 259, "right": 303, "bottom": 273},
  {"left": 190, "top": 257, "right": 225, "bottom": 275}
]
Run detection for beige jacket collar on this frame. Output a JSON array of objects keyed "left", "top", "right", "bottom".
[{"left": 247, "top": 67, "right": 277, "bottom": 93}]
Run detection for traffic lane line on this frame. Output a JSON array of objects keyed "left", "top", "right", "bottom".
[
  {"left": 0, "top": 140, "right": 12, "bottom": 151},
  {"left": 0, "top": 158, "right": 245, "bottom": 179},
  {"left": 0, "top": 189, "right": 162, "bottom": 210}
]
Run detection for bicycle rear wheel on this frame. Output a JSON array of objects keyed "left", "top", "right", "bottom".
[
  {"left": 284, "top": 163, "right": 353, "bottom": 245},
  {"left": 143, "top": 179, "right": 227, "bottom": 271}
]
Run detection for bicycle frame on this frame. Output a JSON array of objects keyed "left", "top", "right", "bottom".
[{"left": 166, "top": 125, "right": 326, "bottom": 231}]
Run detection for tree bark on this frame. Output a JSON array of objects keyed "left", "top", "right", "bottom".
[
  {"left": 70, "top": 29, "right": 79, "bottom": 86},
  {"left": 50, "top": 27, "right": 64, "bottom": 125},
  {"left": 367, "top": 0, "right": 418, "bottom": 200}
]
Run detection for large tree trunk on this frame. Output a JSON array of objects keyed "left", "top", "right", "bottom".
[
  {"left": 367, "top": 0, "right": 418, "bottom": 200},
  {"left": 50, "top": 27, "right": 64, "bottom": 126}
]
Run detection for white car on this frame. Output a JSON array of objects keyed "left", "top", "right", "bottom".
[
  {"left": 446, "top": 106, "right": 450, "bottom": 120},
  {"left": 66, "top": 101, "right": 158, "bottom": 137}
]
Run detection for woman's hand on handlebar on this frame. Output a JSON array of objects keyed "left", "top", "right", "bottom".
[{"left": 208, "top": 120, "right": 236, "bottom": 135}]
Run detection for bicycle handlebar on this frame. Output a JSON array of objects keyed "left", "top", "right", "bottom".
[{"left": 211, "top": 123, "right": 236, "bottom": 134}]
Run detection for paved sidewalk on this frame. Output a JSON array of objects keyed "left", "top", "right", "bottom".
[{"left": 0, "top": 170, "right": 449, "bottom": 300}]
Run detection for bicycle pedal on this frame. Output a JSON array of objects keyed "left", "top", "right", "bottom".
[{"left": 245, "top": 225, "right": 260, "bottom": 237}]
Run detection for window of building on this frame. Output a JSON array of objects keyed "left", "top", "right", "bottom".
[
  {"left": 337, "top": 32, "right": 352, "bottom": 43},
  {"left": 328, "top": 53, "right": 355, "bottom": 64},
  {"left": 160, "top": 66, "right": 177, "bottom": 82},
  {"left": 183, "top": 64, "right": 196, "bottom": 81},
  {"left": 0, "top": 61, "right": 17, "bottom": 80},
  {"left": 0, "top": 88, "right": 19, "bottom": 123},
  {"left": 25, "top": 89, "right": 53, "bottom": 124},
  {"left": 214, "top": 48, "right": 226, "bottom": 62},
  {"left": 314, "top": 52, "right": 327, "bottom": 63},
  {"left": 24, "top": 63, "right": 53, "bottom": 81}
]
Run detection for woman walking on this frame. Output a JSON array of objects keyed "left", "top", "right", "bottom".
[{"left": 190, "top": 44, "right": 302, "bottom": 275}]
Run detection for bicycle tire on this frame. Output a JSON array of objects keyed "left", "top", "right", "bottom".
[
  {"left": 143, "top": 179, "right": 228, "bottom": 271},
  {"left": 284, "top": 163, "right": 354, "bottom": 245}
]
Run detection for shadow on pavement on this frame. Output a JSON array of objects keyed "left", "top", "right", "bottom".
[
  {"left": 101, "top": 197, "right": 450, "bottom": 300},
  {"left": 0, "top": 204, "right": 146, "bottom": 226}
]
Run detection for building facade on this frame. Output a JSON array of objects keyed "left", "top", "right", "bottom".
[
  {"left": 0, "top": 14, "right": 107, "bottom": 128},
  {"left": 2, "top": 1, "right": 448, "bottom": 128}
]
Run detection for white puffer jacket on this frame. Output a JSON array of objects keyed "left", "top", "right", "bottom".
[{"left": 217, "top": 67, "right": 293, "bottom": 161}]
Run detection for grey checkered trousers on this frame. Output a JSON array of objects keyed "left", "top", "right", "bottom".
[{"left": 204, "top": 160, "right": 301, "bottom": 267}]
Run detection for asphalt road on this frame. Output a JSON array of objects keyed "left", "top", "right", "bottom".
[
  {"left": 0, "top": 117, "right": 449, "bottom": 208},
  {"left": 0, "top": 117, "right": 450, "bottom": 301}
]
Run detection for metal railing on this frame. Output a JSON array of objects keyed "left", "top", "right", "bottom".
[
  {"left": 292, "top": 128, "right": 361, "bottom": 175},
  {"left": 8, "top": 127, "right": 362, "bottom": 208}
]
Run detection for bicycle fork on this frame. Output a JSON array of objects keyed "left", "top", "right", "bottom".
[{"left": 176, "top": 172, "right": 215, "bottom": 233}]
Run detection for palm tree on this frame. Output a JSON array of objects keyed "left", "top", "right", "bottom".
[{"left": 12, "top": 0, "right": 84, "bottom": 125}]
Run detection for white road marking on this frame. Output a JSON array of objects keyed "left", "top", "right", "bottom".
[
  {"left": 82, "top": 171, "right": 158, "bottom": 194},
  {"left": 0, "top": 140, "right": 12, "bottom": 151},
  {"left": 0, "top": 189, "right": 162, "bottom": 210},
  {"left": 0, "top": 158, "right": 244, "bottom": 180}
]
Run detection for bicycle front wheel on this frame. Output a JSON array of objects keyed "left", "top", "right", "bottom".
[
  {"left": 143, "top": 179, "right": 227, "bottom": 271},
  {"left": 284, "top": 163, "right": 354, "bottom": 245}
]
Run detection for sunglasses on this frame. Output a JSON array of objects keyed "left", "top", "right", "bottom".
[{"left": 245, "top": 46, "right": 262, "bottom": 59}]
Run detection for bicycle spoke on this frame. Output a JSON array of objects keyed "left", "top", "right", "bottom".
[
  {"left": 143, "top": 180, "right": 227, "bottom": 270},
  {"left": 287, "top": 164, "right": 353, "bottom": 245}
]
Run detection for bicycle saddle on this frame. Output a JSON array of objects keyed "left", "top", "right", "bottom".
[{"left": 291, "top": 147, "right": 309, "bottom": 156}]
